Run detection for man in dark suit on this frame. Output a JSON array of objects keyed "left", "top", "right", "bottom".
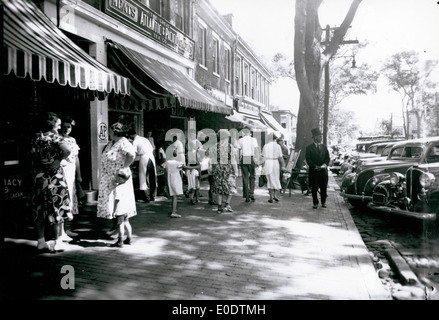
[{"left": 305, "top": 128, "right": 330, "bottom": 209}]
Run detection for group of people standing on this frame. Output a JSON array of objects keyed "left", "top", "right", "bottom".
[
  {"left": 30, "top": 113, "right": 330, "bottom": 252},
  {"left": 29, "top": 112, "right": 83, "bottom": 253}
]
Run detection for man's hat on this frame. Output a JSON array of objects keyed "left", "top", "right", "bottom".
[{"left": 311, "top": 128, "right": 322, "bottom": 137}]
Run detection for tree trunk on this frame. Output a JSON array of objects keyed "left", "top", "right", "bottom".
[
  {"left": 294, "top": 0, "right": 322, "bottom": 166},
  {"left": 293, "top": 0, "right": 362, "bottom": 167}
]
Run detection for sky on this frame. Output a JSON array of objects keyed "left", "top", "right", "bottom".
[{"left": 209, "top": 0, "right": 439, "bottom": 133}]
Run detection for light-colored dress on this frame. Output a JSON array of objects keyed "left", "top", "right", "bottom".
[
  {"left": 163, "top": 160, "right": 184, "bottom": 196},
  {"left": 186, "top": 149, "right": 201, "bottom": 192},
  {"left": 61, "top": 135, "right": 80, "bottom": 215},
  {"left": 97, "top": 137, "right": 136, "bottom": 220},
  {"left": 262, "top": 141, "right": 282, "bottom": 190}
]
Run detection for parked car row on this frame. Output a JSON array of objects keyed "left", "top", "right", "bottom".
[
  {"left": 339, "top": 136, "right": 439, "bottom": 222},
  {"left": 329, "top": 139, "right": 402, "bottom": 176}
]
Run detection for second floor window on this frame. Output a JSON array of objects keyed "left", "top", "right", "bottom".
[
  {"left": 236, "top": 57, "right": 242, "bottom": 96},
  {"left": 199, "top": 25, "right": 207, "bottom": 67},
  {"left": 251, "top": 68, "right": 256, "bottom": 99},
  {"left": 224, "top": 48, "right": 231, "bottom": 81},
  {"left": 243, "top": 62, "right": 249, "bottom": 97},
  {"left": 149, "top": 0, "right": 170, "bottom": 20},
  {"left": 213, "top": 38, "right": 219, "bottom": 75},
  {"left": 174, "top": 0, "right": 190, "bottom": 34}
]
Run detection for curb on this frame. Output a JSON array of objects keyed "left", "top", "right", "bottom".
[
  {"left": 330, "top": 174, "right": 392, "bottom": 300},
  {"left": 384, "top": 246, "right": 420, "bottom": 286}
]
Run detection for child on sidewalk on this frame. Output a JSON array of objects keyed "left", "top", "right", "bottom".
[
  {"left": 205, "top": 148, "right": 217, "bottom": 205},
  {"left": 185, "top": 149, "right": 201, "bottom": 205},
  {"left": 163, "top": 150, "right": 185, "bottom": 218},
  {"left": 112, "top": 167, "right": 137, "bottom": 247}
]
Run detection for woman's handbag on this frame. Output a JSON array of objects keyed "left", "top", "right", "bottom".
[{"left": 258, "top": 174, "right": 267, "bottom": 187}]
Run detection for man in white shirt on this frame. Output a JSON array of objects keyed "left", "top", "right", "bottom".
[
  {"left": 128, "top": 129, "right": 157, "bottom": 202},
  {"left": 238, "top": 127, "right": 259, "bottom": 202}
]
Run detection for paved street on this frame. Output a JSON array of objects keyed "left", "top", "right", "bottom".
[{"left": 0, "top": 173, "right": 390, "bottom": 301}]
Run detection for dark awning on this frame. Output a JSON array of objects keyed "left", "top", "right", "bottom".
[
  {"left": 1, "top": 0, "right": 130, "bottom": 95},
  {"left": 107, "top": 40, "right": 231, "bottom": 115}
]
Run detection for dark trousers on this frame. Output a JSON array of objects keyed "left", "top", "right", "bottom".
[
  {"left": 309, "top": 169, "right": 328, "bottom": 205},
  {"left": 241, "top": 156, "right": 256, "bottom": 199},
  {"left": 146, "top": 159, "right": 157, "bottom": 199},
  {"left": 208, "top": 175, "right": 214, "bottom": 202}
]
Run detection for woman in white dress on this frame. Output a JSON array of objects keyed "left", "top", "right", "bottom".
[
  {"left": 261, "top": 133, "right": 286, "bottom": 203},
  {"left": 97, "top": 122, "right": 136, "bottom": 247},
  {"left": 162, "top": 149, "right": 185, "bottom": 218},
  {"left": 60, "top": 116, "right": 82, "bottom": 241}
]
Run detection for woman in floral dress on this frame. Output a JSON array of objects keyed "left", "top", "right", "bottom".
[
  {"left": 30, "top": 112, "right": 71, "bottom": 253},
  {"left": 97, "top": 122, "right": 136, "bottom": 247},
  {"left": 211, "top": 129, "right": 239, "bottom": 214}
]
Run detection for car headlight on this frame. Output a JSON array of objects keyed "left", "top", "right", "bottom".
[
  {"left": 419, "top": 172, "right": 435, "bottom": 188},
  {"left": 389, "top": 172, "right": 404, "bottom": 186},
  {"left": 370, "top": 176, "right": 378, "bottom": 188},
  {"left": 342, "top": 173, "right": 357, "bottom": 187}
]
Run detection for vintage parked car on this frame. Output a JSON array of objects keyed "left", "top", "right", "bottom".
[
  {"left": 340, "top": 136, "right": 439, "bottom": 208},
  {"left": 353, "top": 140, "right": 403, "bottom": 169},
  {"left": 367, "top": 161, "right": 439, "bottom": 221},
  {"left": 330, "top": 140, "right": 400, "bottom": 175}
]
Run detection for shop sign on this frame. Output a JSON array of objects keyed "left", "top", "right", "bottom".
[
  {"left": 4, "top": 176, "right": 27, "bottom": 201},
  {"left": 99, "top": 122, "right": 108, "bottom": 142},
  {"left": 105, "top": 0, "right": 195, "bottom": 60}
]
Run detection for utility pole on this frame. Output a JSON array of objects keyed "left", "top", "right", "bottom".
[
  {"left": 436, "top": 93, "right": 439, "bottom": 136},
  {"left": 322, "top": 25, "right": 359, "bottom": 146}
]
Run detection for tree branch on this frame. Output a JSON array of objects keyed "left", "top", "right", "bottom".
[
  {"left": 322, "top": 0, "right": 362, "bottom": 66},
  {"left": 294, "top": 0, "right": 315, "bottom": 108}
]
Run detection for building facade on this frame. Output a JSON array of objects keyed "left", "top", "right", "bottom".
[
  {"left": 2, "top": 0, "right": 276, "bottom": 222},
  {"left": 271, "top": 108, "right": 297, "bottom": 148},
  {"left": 193, "top": 0, "right": 273, "bottom": 134}
]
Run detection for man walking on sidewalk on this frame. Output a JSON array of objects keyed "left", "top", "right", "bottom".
[
  {"left": 238, "top": 127, "right": 259, "bottom": 202},
  {"left": 305, "top": 128, "right": 330, "bottom": 209}
]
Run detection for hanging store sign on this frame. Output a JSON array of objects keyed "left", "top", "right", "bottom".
[{"left": 105, "top": 0, "right": 195, "bottom": 60}]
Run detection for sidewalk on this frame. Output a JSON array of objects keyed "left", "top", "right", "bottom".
[{"left": 0, "top": 173, "right": 391, "bottom": 300}]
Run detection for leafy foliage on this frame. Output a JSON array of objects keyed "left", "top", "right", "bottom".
[{"left": 381, "top": 51, "right": 438, "bottom": 138}]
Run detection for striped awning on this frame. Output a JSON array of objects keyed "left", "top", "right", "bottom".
[
  {"left": 260, "top": 112, "right": 289, "bottom": 138},
  {"left": 1, "top": 0, "right": 130, "bottom": 95},
  {"left": 108, "top": 40, "right": 231, "bottom": 115},
  {"left": 225, "top": 110, "right": 268, "bottom": 131}
]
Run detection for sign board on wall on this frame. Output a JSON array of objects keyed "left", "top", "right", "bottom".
[
  {"left": 4, "top": 175, "right": 30, "bottom": 201},
  {"left": 105, "top": 0, "right": 195, "bottom": 60},
  {"left": 99, "top": 122, "right": 108, "bottom": 143}
]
